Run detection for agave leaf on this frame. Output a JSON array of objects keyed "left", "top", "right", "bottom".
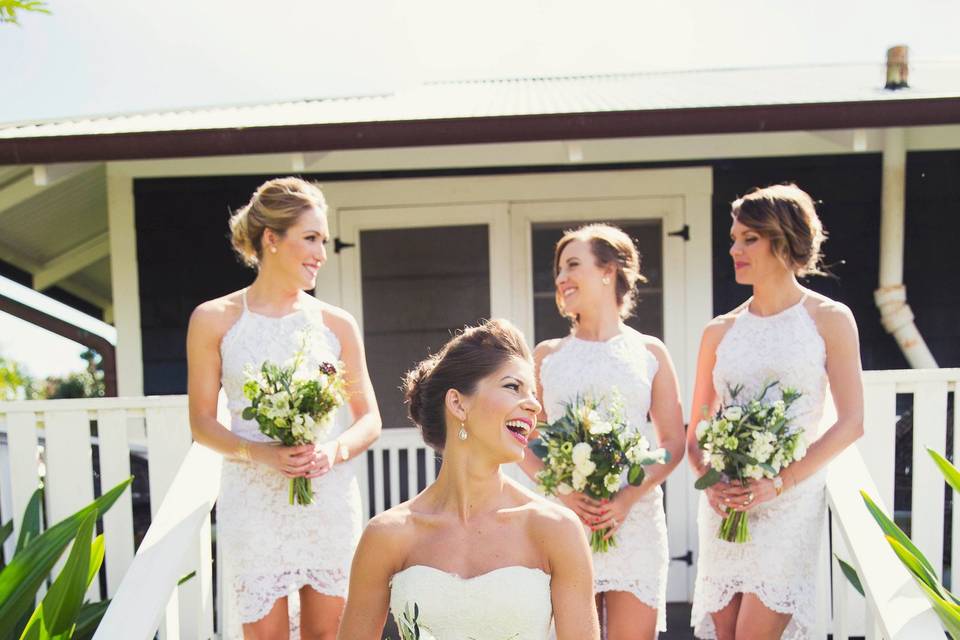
[
  {"left": 835, "top": 555, "right": 865, "bottom": 597},
  {"left": 860, "top": 489, "right": 938, "bottom": 578},
  {"left": 71, "top": 599, "right": 111, "bottom": 640},
  {"left": 0, "top": 519, "right": 12, "bottom": 548},
  {"left": 887, "top": 537, "right": 960, "bottom": 637},
  {"left": 15, "top": 488, "right": 43, "bottom": 555},
  {"left": 929, "top": 448, "right": 960, "bottom": 495},
  {"left": 0, "top": 477, "right": 131, "bottom": 640}
]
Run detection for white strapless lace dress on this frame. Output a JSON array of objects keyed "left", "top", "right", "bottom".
[
  {"left": 691, "top": 298, "right": 828, "bottom": 639},
  {"left": 540, "top": 330, "right": 669, "bottom": 632},
  {"left": 217, "top": 293, "right": 363, "bottom": 636},
  {"left": 390, "top": 565, "right": 553, "bottom": 639}
]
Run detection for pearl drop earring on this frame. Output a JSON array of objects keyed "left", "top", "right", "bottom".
[
  {"left": 458, "top": 422, "right": 468, "bottom": 441},
  {"left": 602, "top": 276, "right": 611, "bottom": 285},
  {"left": 269, "top": 246, "right": 277, "bottom": 254}
]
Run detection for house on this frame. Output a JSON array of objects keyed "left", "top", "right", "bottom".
[{"left": 1, "top": 53, "right": 958, "bottom": 638}]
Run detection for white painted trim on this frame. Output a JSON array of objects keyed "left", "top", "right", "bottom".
[
  {"left": 108, "top": 125, "right": 960, "bottom": 180},
  {"left": 336, "top": 203, "right": 511, "bottom": 330},
  {"left": 106, "top": 167, "right": 144, "bottom": 396},
  {"left": 32, "top": 162, "right": 95, "bottom": 187},
  {"left": 33, "top": 231, "right": 110, "bottom": 290}
]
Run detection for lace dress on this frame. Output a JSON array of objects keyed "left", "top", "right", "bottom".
[
  {"left": 217, "top": 292, "right": 363, "bottom": 634},
  {"left": 390, "top": 565, "right": 553, "bottom": 639},
  {"left": 540, "top": 330, "right": 669, "bottom": 631},
  {"left": 691, "top": 298, "right": 828, "bottom": 639}
]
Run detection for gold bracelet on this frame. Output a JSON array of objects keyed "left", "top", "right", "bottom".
[{"left": 235, "top": 439, "right": 252, "bottom": 462}]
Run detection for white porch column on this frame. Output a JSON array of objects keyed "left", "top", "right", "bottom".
[{"left": 106, "top": 166, "right": 144, "bottom": 396}]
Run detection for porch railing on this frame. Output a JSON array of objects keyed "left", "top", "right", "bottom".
[{"left": 1, "top": 368, "right": 957, "bottom": 638}]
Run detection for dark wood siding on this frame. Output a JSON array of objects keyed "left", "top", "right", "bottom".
[
  {"left": 134, "top": 176, "right": 270, "bottom": 395},
  {"left": 134, "top": 154, "right": 960, "bottom": 394}
]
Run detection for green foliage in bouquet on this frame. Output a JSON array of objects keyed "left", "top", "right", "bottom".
[
  {"left": 694, "top": 381, "right": 805, "bottom": 543},
  {"left": 533, "top": 392, "right": 669, "bottom": 552},
  {"left": 242, "top": 345, "right": 347, "bottom": 505},
  {"left": 841, "top": 448, "right": 960, "bottom": 638},
  {"left": 0, "top": 478, "right": 132, "bottom": 640}
]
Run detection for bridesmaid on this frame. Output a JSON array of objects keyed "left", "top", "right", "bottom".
[
  {"left": 519, "top": 223, "right": 686, "bottom": 639},
  {"left": 687, "top": 184, "right": 864, "bottom": 639},
  {"left": 187, "top": 177, "right": 382, "bottom": 639}
]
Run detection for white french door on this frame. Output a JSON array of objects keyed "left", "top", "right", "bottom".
[
  {"left": 509, "top": 197, "right": 694, "bottom": 601},
  {"left": 332, "top": 168, "right": 712, "bottom": 601}
]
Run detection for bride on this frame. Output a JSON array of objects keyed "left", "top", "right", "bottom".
[{"left": 337, "top": 319, "right": 600, "bottom": 640}]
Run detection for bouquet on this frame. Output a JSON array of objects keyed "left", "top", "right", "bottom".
[
  {"left": 241, "top": 346, "right": 347, "bottom": 506},
  {"left": 694, "top": 381, "right": 807, "bottom": 542},
  {"left": 532, "top": 392, "right": 669, "bottom": 552}
]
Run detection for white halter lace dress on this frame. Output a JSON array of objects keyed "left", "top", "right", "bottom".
[
  {"left": 217, "top": 292, "right": 363, "bottom": 633},
  {"left": 691, "top": 297, "right": 828, "bottom": 639},
  {"left": 390, "top": 565, "right": 553, "bottom": 639},
  {"left": 540, "top": 329, "right": 669, "bottom": 631}
]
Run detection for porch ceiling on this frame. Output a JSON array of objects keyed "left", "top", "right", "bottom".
[{"left": 0, "top": 164, "right": 111, "bottom": 310}]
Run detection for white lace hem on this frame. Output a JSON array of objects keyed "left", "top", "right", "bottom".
[
  {"left": 236, "top": 567, "right": 349, "bottom": 624},
  {"left": 595, "top": 580, "right": 667, "bottom": 631},
  {"left": 691, "top": 576, "right": 814, "bottom": 640}
]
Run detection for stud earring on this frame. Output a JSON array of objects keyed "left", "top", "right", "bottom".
[
  {"left": 602, "top": 276, "right": 610, "bottom": 285},
  {"left": 458, "top": 422, "right": 468, "bottom": 441},
  {"left": 269, "top": 246, "right": 277, "bottom": 254}
]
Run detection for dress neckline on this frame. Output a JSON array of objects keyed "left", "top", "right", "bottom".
[
  {"left": 569, "top": 328, "right": 628, "bottom": 345},
  {"left": 393, "top": 564, "right": 550, "bottom": 583},
  {"left": 745, "top": 293, "right": 808, "bottom": 320},
  {"left": 242, "top": 288, "right": 305, "bottom": 321}
]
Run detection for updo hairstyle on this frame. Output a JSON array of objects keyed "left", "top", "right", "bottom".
[
  {"left": 228, "top": 177, "right": 327, "bottom": 268},
  {"left": 553, "top": 223, "right": 646, "bottom": 320},
  {"left": 731, "top": 183, "right": 827, "bottom": 277},
  {"left": 403, "top": 319, "right": 532, "bottom": 451}
]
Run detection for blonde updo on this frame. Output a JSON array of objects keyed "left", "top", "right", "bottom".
[
  {"left": 228, "top": 177, "right": 327, "bottom": 268},
  {"left": 403, "top": 319, "right": 532, "bottom": 451},
  {"left": 554, "top": 223, "right": 646, "bottom": 320},
  {"left": 731, "top": 183, "right": 827, "bottom": 277}
]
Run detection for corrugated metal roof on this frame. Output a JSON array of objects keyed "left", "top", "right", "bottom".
[{"left": 2, "top": 61, "right": 959, "bottom": 140}]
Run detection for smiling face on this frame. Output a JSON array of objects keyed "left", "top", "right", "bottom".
[
  {"left": 729, "top": 218, "right": 790, "bottom": 285},
  {"left": 555, "top": 239, "right": 616, "bottom": 318},
  {"left": 454, "top": 356, "right": 541, "bottom": 464},
  {"left": 263, "top": 206, "right": 329, "bottom": 289}
]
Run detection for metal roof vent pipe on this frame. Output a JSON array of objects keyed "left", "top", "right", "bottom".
[{"left": 885, "top": 45, "right": 910, "bottom": 90}]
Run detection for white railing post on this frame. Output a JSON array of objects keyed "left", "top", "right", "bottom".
[
  {"left": 5, "top": 412, "right": 40, "bottom": 556},
  {"left": 97, "top": 408, "right": 136, "bottom": 597},
  {"left": 911, "top": 379, "right": 949, "bottom": 574},
  {"left": 44, "top": 410, "right": 98, "bottom": 602}
]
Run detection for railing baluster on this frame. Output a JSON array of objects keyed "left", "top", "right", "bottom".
[
  {"left": 97, "top": 408, "right": 135, "bottom": 597},
  {"left": 406, "top": 446, "right": 418, "bottom": 501},
  {"left": 861, "top": 381, "right": 897, "bottom": 510},
  {"left": 388, "top": 446, "right": 400, "bottom": 510},
  {"left": 373, "top": 444, "right": 385, "bottom": 515},
  {"left": 911, "top": 380, "right": 948, "bottom": 575},
  {"left": 6, "top": 412, "right": 40, "bottom": 560},
  {"left": 44, "top": 410, "right": 98, "bottom": 601}
]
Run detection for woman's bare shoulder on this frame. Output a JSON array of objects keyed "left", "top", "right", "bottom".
[{"left": 189, "top": 290, "right": 245, "bottom": 339}]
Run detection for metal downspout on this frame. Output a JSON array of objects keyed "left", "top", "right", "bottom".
[{"left": 874, "top": 127, "right": 938, "bottom": 368}]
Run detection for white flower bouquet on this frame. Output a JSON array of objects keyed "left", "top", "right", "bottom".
[
  {"left": 694, "top": 381, "right": 807, "bottom": 542},
  {"left": 241, "top": 349, "right": 347, "bottom": 506},
  {"left": 532, "top": 392, "right": 669, "bottom": 552}
]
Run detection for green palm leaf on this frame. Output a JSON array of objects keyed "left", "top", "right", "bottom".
[{"left": 0, "top": 477, "right": 131, "bottom": 640}]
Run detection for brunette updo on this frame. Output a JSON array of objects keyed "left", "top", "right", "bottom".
[
  {"left": 554, "top": 223, "right": 646, "bottom": 320},
  {"left": 732, "top": 184, "right": 827, "bottom": 277},
  {"left": 228, "top": 177, "right": 327, "bottom": 268},
  {"left": 403, "top": 319, "right": 533, "bottom": 451}
]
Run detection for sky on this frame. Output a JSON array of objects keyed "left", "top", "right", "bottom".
[
  {"left": 1, "top": 0, "right": 959, "bottom": 124},
  {"left": 0, "top": 276, "right": 115, "bottom": 379}
]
